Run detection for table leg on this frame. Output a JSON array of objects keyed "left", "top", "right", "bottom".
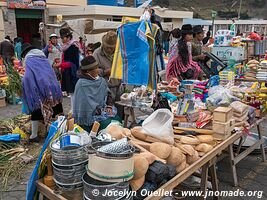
[
  {"left": 124, "top": 114, "right": 129, "bottom": 128},
  {"left": 236, "top": 137, "right": 243, "bottom": 155},
  {"left": 38, "top": 193, "right": 44, "bottom": 200},
  {"left": 130, "top": 108, "right": 136, "bottom": 124},
  {"left": 200, "top": 163, "right": 209, "bottom": 200},
  {"left": 228, "top": 144, "right": 238, "bottom": 186},
  {"left": 257, "top": 124, "right": 266, "bottom": 162},
  {"left": 209, "top": 164, "right": 219, "bottom": 200}
]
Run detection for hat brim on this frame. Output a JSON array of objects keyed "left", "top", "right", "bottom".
[
  {"left": 21, "top": 46, "right": 35, "bottom": 58},
  {"left": 181, "top": 30, "right": 193, "bottom": 35},
  {"left": 81, "top": 62, "right": 100, "bottom": 71},
  {"left": 60, "top": 32, "right": 73, "bottom": 38}
]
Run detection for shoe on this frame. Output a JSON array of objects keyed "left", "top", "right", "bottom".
[{"left": 29, "top": 137, "right": 40, "bottom": 143}]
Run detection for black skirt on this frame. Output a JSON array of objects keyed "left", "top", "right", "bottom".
[
  {"left": 31, "top": 103, "right": 64, "bottom": 121},
  {"left": 61, "top": 68, "right": 76, "bottom": 93}
]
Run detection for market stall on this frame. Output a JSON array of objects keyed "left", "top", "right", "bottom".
[{"left": 23, "top": 17, "right": 267, "bottom": 200}]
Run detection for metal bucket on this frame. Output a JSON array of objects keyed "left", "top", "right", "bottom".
[
  {"left": 54, "top": 178, "right": 83, "bottom": 191},
  {"left": 53, "top": 161, "right": 87, "bottom": 185},
  {"left": 82, "top": 173, "right": 129, "bottom": 200},
  {"left": 50, "top": 138, "right": 90, "bottom": 166}
]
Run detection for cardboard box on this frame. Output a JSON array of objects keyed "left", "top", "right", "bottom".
[
  {"left": 0, "top": 97, "right": 6, "bottom": 108},
  {"left": 213, "top": 119, "right": 235, "bottom": 135},
  {"left": 213, "top": 107, "right": 233, "bottom": 123}
]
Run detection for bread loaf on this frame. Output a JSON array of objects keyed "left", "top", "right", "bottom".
[
  {"left": 166, "top": 147, "right": 186, "bottom": 166},
  {"left": 150, "top": 142, "right": 172, "bottom": 159},
  {"left": 133, "top": 156, "right": 149, "bottom": 180},
  {"left": 186, "top": 150, "right": 200, "bottom": 164},
  {"left": 130, "top": 176, "right": 145, "bottom": 191},
  {"left": 106, "top": 125, "right": 124, "bottom": 139}
]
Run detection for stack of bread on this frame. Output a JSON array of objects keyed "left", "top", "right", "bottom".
[
  {"left": 230, "top": 101, "right": 249, "bottom": 128},
  {"left": 245, "top": 60, "right": 260, "bottom": 80}
]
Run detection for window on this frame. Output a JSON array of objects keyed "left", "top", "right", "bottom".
[
  {"left": 163, "top": 18, "right": 172, "bottom": 22},
  {"left": 112, "top": 16, "right": 122, "bottom": 22}
]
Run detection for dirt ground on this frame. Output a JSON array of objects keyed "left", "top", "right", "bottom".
[{"left": 0, "top": 97, "right": 266, "bottom": 200}]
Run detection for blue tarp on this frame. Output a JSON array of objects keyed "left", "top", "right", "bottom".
[
  {"left": 0, "top": 134, "right": 20, "bottom": 142},
  {"left": 26, "top": 121, "right": 59, "bottom": 200},
  {"left": 119, "top": 21, "right": 150, "bottom": 86}
]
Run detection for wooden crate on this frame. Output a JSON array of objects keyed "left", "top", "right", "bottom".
[
  {"left": 213, "top": 107, "right": 233, "bottom": 123},
  {"left": 212, "top": 119, "right": 235, "bottom": 136}
]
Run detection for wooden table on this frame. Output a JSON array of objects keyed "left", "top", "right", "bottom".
[
  {"left": 115, "top": 101, "right": 153, "bottom": 127},
  {"left": 145, "top": 132, "right": 242, "bottom": 200},
  {"left": 36, "top": 180, "right": 68, "bottom": 200},
  {"left": 227, "top": 115, "right": 266, "bottom": 186}
]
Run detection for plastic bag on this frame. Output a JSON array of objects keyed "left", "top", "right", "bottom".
[{"left": 142, "top": 109, "right": 174, "bottom": 144}]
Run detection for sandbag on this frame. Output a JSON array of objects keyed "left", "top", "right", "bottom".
[{"left": 142, "top": 109, "right": 174, "bottom": 144}]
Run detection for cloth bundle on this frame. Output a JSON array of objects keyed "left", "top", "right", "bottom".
[{"left": 230, "top": 101, "right": 250, "bottom": 128}]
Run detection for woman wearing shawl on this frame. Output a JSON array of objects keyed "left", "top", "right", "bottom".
[
  {"left": 73, "top": 56, "right": 118, "bottom": 132},
  {"left": 166, "top": 24, "right": 203, "bottom": 81},
  {"left": 21, "top": 43, "right": 63, "bottom": 142},
  {"left": 59, "top": 28, "right": 80, "bottom": 110}
]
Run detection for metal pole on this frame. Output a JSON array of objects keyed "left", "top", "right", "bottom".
[
  {"left": 238, "top": 0, "right": 243, "bottom": 19},
  {"left": 212, "top": 17, "right": 215, "bottom": 37}
]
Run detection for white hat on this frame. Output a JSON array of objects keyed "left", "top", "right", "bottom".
[{"left": 49, "top": 33, "right": 58, "bottom": 38}]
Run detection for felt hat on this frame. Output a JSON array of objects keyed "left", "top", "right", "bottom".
[
  {"left": 59, "top": 28, "right": 72, "bottom": 38},
  {"left": 181, "top": 24, "right": 193, "bottom": 35},
  {"left": 102, "top": 31, "right": 117, "bottom": 48},
  {"left": 80, "top": 56, "right": 100, "bottom": 71},
  {"left": 21, "top": 43, "right": 35, "bottom": 58},
  {"left": 193, "top": 25, "right": 204, "bottom": 34}
]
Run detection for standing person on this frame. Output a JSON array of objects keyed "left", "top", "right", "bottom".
[
  {"left": 73, "top": 56, "right": 117, "bottom": 132},
  {"left": 169, "top": 28, "right": 181, "bottom": 59},
  {"left": 0, "top": 36, "right": 15, "bottom": 64},
  {"left": 93, "top": 31, "right": 121, "bottom": 102},
  {"left": 21, "top": 43, "right": 63, "bottom": 142},
  {"left": 14, "top": 37, "right": 22, "bottom": 60},
  {"left": 79, "top": 36, "right": 85, "bottom": 56},
  {"left": 43, "top": 33, "right": 62, "bottom": 81},
  {"left": 203, "top": 31, "right": 211, "bottom": 45},
  {"left": 162, "top": 30, "right": 170, "bottom": 56},
  {"left": 59, "top": 28, "right": 80, "bottom": 111},
  {"left": 166, "top": 24, "right": 203, "bottom": 81},
  {"left": 191, "top": 25, "right": 206, "bottom": 62},
  {"left": 150, "top": 9, "right": 165, "bottom": 72}
]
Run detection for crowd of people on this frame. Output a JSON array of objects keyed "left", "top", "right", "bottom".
[
  {"left": 0, "top": 10, "right": 265, "bottom": 142},
  {"left": 0, "top": 21, "right": 212, "bottom": 142},
  {"left": 18, "top": 28, "right": 121, "bottom": 142}
]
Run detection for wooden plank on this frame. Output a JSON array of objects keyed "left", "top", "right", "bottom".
[
  {"left": 209, "top": 164, "right": 219, "bottom": 200},
  {"left": 233, "top": 138, "right": 264, "bottom": 165},
  {"left": 257, "top": 124, "right": 266, "bottom": 162},
  {"left": 145, "top": 132, "right": 242, "bottom": 200},
  {"left": 36, "top": 180, "right": 67, "bottom": 200},
  {"left": 228, "top": 144, "right": 238, "bottom": 187},
  {"left": 174, "top": 127, "right": 214, "bottom": 135},
  {"left": 200, "top": 163, "right": 209, "bottom": 200}
]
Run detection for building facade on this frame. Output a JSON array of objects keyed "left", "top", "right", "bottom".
[{"left": 0, "top": 0, "right": 87, "bottom": 44}]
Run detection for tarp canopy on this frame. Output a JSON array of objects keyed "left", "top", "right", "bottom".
[{"left": 183, "top": 18, "right": 212, "bottom": 26}]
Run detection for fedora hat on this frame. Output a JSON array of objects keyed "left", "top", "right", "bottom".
[
  {"left": 102, "top": 31, "right": 117, "bottom": 48},
  {"left": 181, "top": 24, "right": 193, "bottom": 35},
  {"left": 193, "top": 25, "right": 204, "bottom": 34},
  {"left": 59, "top": 28, "right": 72, "bottom": 38},
  {"left": 21, "top": 43, "right": 35, "bottom": 58}
]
